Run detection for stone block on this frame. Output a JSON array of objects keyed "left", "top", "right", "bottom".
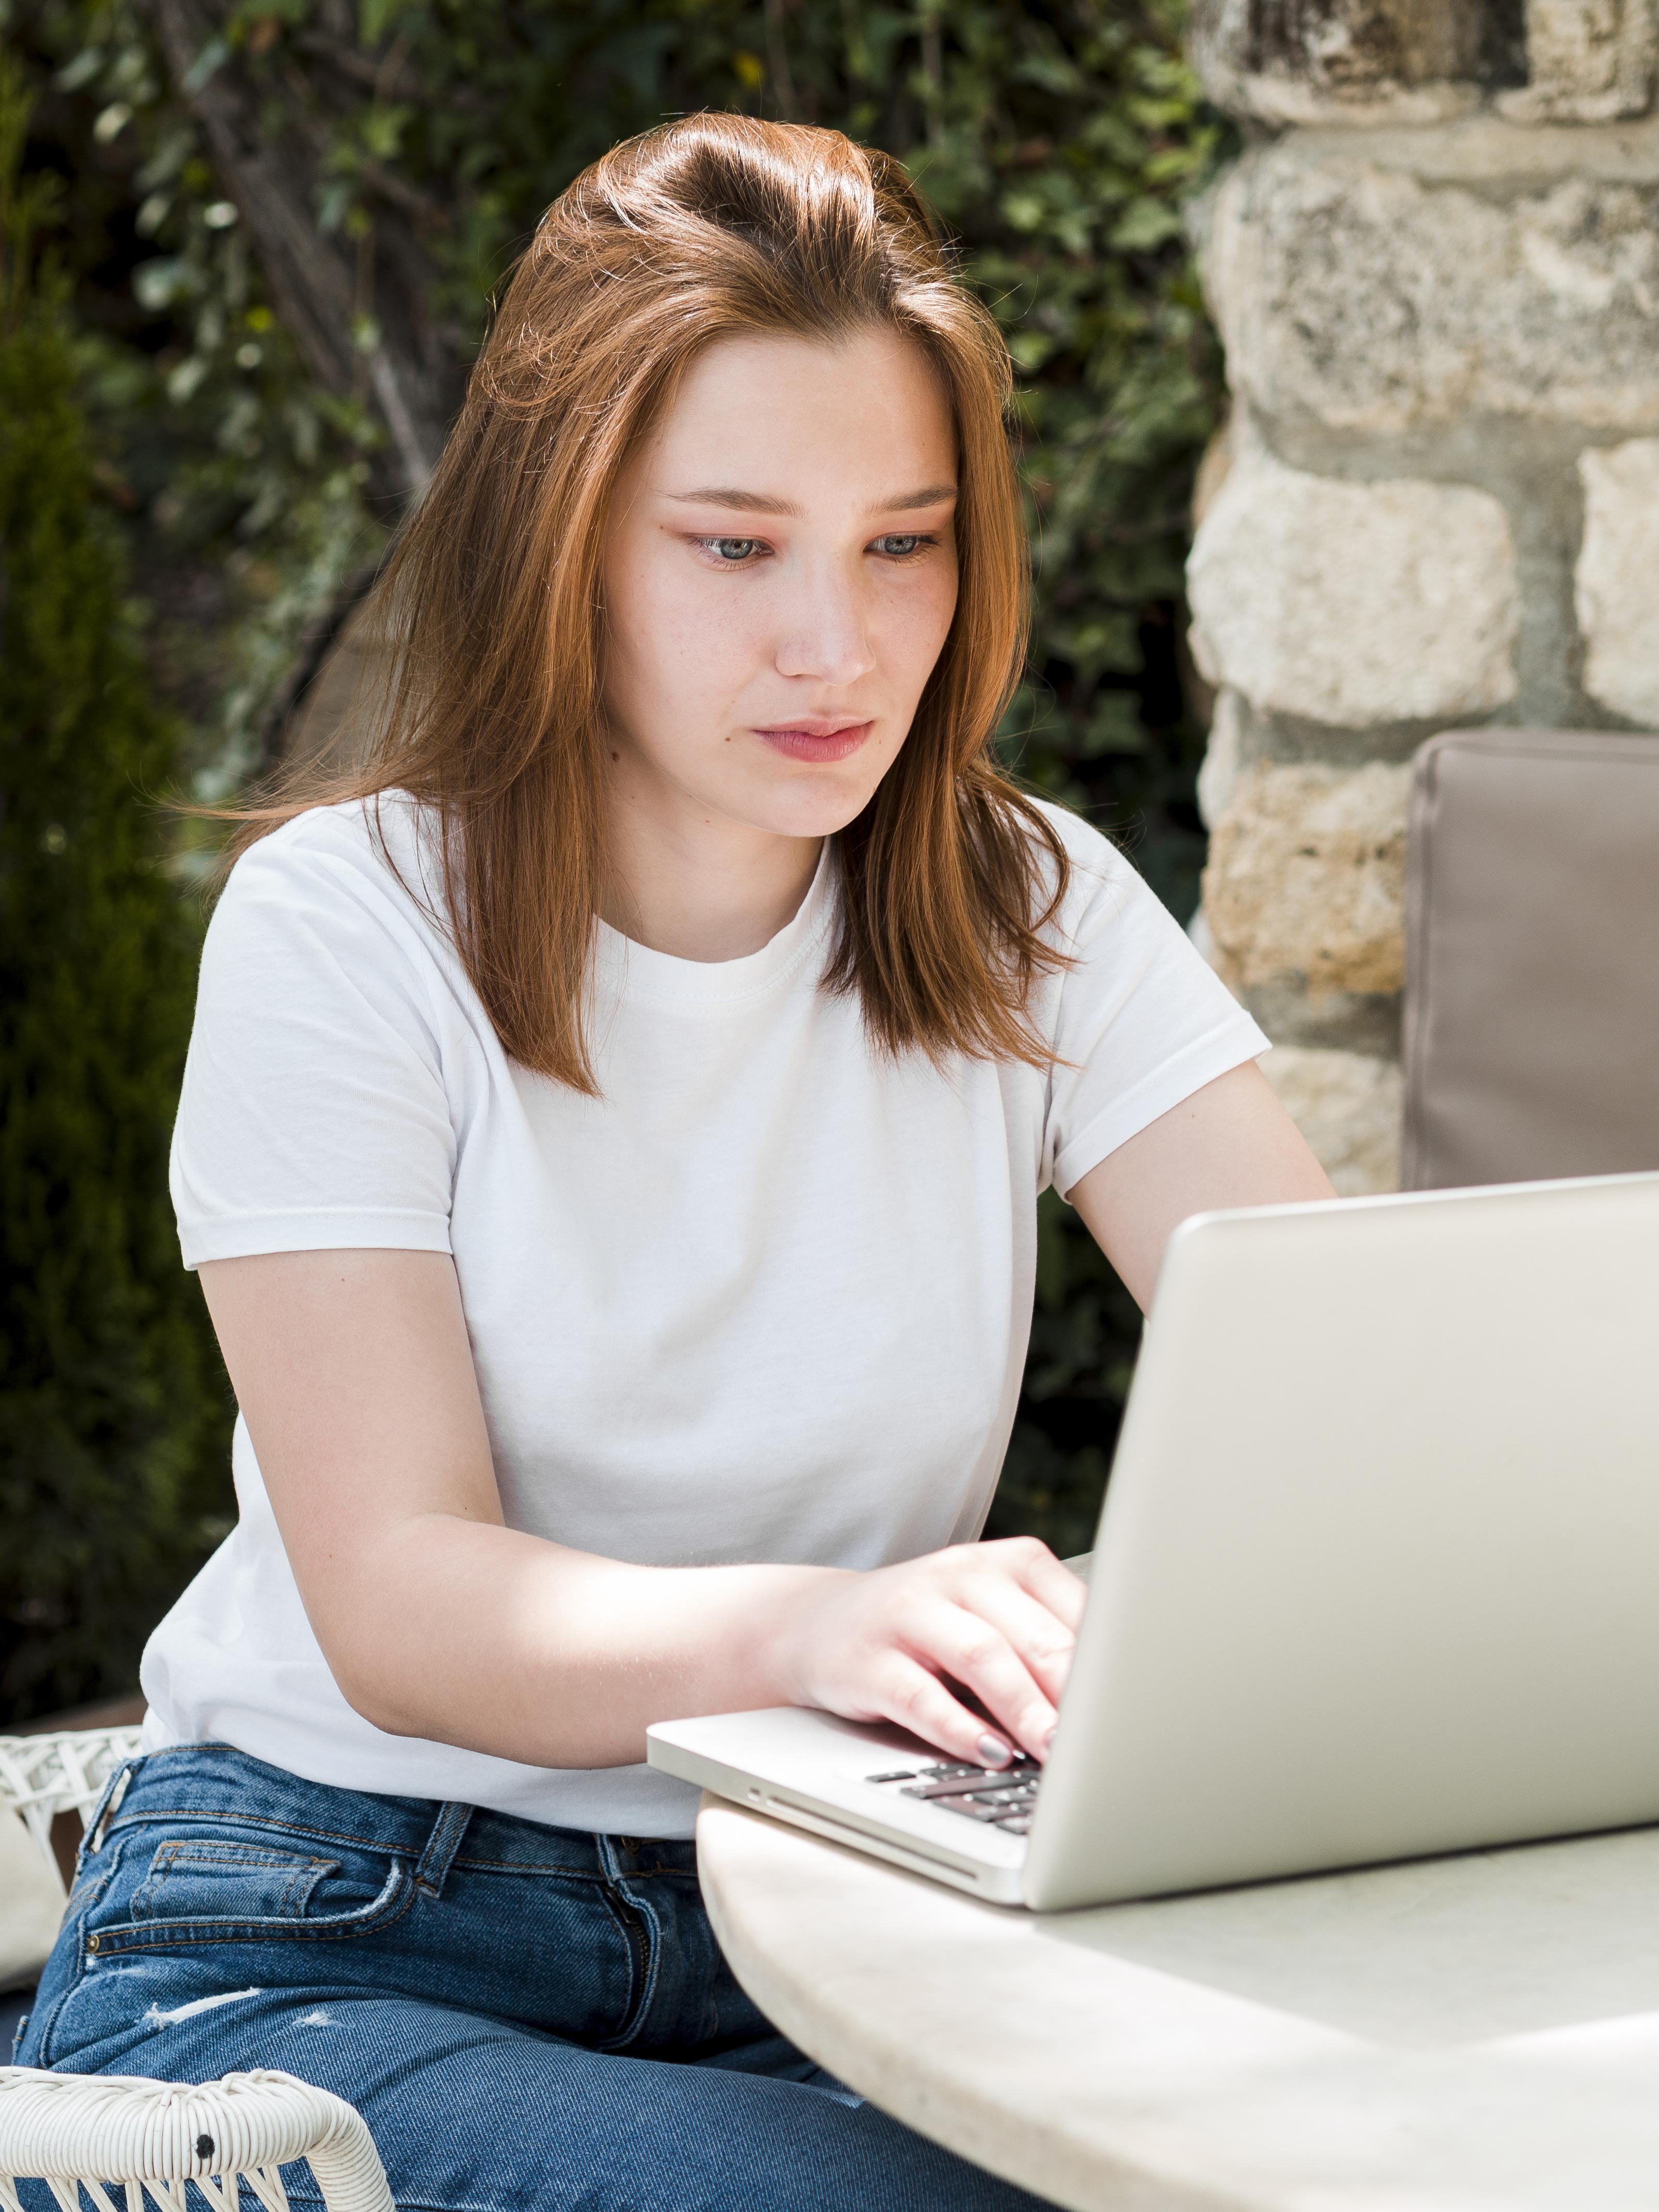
[
  {"left": 1187, "top": 445, "right": 1517, "bottom": 728},
  {"left": 1262, "top": 1046, "right": 1403, "bottom": 1196},
  {"left": 1203, "top": 133, "right": 1659, "bottom": 435},
  {"left": 1498, "top": 0, "right": 1657, "bottom": 123},
  {"left": 1577, "top": 438, "right": 1659, "bottom": 728},
  {"left": 1237, "top": 975, "right": 1404, "bottom": 1060},
  {"left": 1196, "top": 688, "right": 1244, "bottom": 832},
  {"left": 1188, "top": 0, "right": 1485, "bottom": 125},
  {"left": 1203, "top": 760, "right": 1411, "bottom": 997}
]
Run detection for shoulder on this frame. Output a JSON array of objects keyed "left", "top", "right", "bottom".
[
  {"left": 225, "top": 789, "right": 435, "bottom": 890},
  {"left": 1025, "top": 796, "right": 1132, "bottom": 881},
  {"left": 216, "top": 791, "right": 447, "bottom": 936},
  {"left": 201, "top": 792, "right": 460, "bottom": 1023},
  {"left": 1022, "top": 797, "right": 1156, "bottom": 948}
]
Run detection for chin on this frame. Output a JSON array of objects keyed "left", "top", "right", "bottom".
[
  {"left": 742, "top": 781, "right": 882, "bottom": 841},
  {"left": 737, "top": 751, "right": 895, "bottom": 838}
]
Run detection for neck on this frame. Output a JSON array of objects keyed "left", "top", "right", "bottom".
[{"left": 599, "top": 788, "right": 822, "bottom": 964}]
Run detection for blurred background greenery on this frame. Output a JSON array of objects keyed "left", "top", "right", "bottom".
[{"left": 1, "top": 0, "right": 1228, "bottom": 1721}]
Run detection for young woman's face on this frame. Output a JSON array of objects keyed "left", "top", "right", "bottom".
[{"left": 601, "top": 326, "right": 960, "bottom": 843}]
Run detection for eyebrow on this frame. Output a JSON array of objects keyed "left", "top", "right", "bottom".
[{"left": 664, "top": 483, "right": 957, "bottom": 517}]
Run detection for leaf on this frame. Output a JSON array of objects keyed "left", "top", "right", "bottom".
[
  {"left": 1110, "top": 196, "right": 1182, "bottom": 251},
  {"left": 359, "top": 0, "right": 417, "bottom": 48},
  {"left": 180, "top": 36, "right": 228, "bottom": 97},
  {"left": 54, "top": 48, "right": 107, "bottom": 93},
  {"left": 132, "top": 256, "right": 188, "bottom": 310}
]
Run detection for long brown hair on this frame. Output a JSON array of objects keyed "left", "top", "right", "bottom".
[{"left": 231, "top": 113, "right": 1069, "bottom": 1092}]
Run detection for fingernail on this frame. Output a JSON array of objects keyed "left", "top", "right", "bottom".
[
  {"left": 1044, "top": 1728, "right": 1058, "bottom": 1751},
  {"left": 977, "top": 1733, "right": 1012, "bottom": 1768}
]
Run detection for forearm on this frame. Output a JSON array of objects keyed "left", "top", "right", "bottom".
[
  {"left": 314, "top": 1512, "right": 846, "bottom": 1766},
  {"left": 205, "top": 1250, "right": 1081, "bottom": 1776}
]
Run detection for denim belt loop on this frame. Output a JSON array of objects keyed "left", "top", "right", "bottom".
[
  {"left": 82, "top": 1755, "right": 140, "bottom": 1859},
  {"left": 413, "top": 1800, "right": 475, "bottom": 1897}
]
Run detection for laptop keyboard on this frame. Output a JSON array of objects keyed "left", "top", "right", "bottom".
[{"left": 864, "top": 1758, "right": 1041, "bottom": 1837}]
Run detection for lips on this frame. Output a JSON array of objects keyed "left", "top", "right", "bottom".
[{"left": 754, "top": 719, "right": 874, "bottom": 764}]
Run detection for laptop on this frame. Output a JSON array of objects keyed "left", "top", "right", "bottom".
[{"left": 648, "top": 1171, "right": 1659, "bottom": 1910}]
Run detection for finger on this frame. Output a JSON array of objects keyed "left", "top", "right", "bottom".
[
  {"left": 953, "top": 1574, "right": 1077, "bottom": 1707},
  {"left": 902, "top": 1600, "right": 1056, "bottom": 1764},
  {"left": 864, "top": 1650, "right": 1021, "bottom": 1770},
  {"left": 977, "top": 1534, "right": 1089, "bottom": 1633}
]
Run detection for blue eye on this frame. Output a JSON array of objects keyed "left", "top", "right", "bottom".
[
  {"left": 703, "top": 537, "right": 761, "bottom": 561},
  {"left": 872, "top": 534, "right": 929, "bottom": 558}
]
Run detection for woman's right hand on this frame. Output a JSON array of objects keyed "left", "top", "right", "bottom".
[{"left": 770, "top": 1536, "right": 1088, "bottom": 1770}]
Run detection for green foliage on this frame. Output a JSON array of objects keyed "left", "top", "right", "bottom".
[
  {"left": 0, "top": 55, "right": 231, "bottom": 1722},
  {"left": 9, "top": 0, "right": 1227, "bottom": 1566},
  {"left": 7, "top": 0, "right": 385, "bottom": 794},
  {"left": 20, "top": 1, "right": 1224, "bottom": 818}
]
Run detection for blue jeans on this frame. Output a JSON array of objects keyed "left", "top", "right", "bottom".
[{"left": 16, "top": 1744, "right": 1052, "bottom": 2211}]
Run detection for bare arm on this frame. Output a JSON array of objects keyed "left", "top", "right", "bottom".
[
  {"left": 198, "top": 1248, "right": 1085, "bottom": 1774},
  {"left": 1069, "top": 1059, "right": 1335, "bottom": 1310}
]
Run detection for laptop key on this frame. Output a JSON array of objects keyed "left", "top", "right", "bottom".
[
  {"left": 905, "top": 1783, "right": 1040, "bottom": 1814},
  {"left": 897, "top": 1762, "right": 1039, "bottom": 1798},
  {"left": 894, "top": 1770, "right": 1043, "bottom": 1829},
  {"left": 885, "top": 1753, "right": 1042, "bottom": 1831},
  {"left": 920, "top": 1759, "right": 1040, "bottom": 1778},
  {"left": 902, "top": 1776, "right": 1008, "bottom": 1800}
]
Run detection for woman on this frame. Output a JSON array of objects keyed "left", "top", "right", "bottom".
[{"left": 20, "top": 115, "right": 1331, "bottom": 2208}]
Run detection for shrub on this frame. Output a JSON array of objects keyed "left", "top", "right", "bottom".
[{"left": 0, "top": 58, "right": 230, "bottom": 1722}]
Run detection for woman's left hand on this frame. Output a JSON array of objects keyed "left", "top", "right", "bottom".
[{"left": 765, "top": 1534, "right": 1089, "bottom": 1769}]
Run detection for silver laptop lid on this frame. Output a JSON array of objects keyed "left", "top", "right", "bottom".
[{"left": 1026, "top": 1172, "right": 1659, "bottom": 1910}]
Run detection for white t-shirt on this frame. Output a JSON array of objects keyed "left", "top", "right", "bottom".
[{"left": 142, "top": 792, "right": 1267, "bottom": 1836}]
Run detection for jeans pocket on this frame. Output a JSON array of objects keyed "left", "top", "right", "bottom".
[
  {"left": 131, "top": 1841, "right": 338, "bottom": 1922},
  {"left": 86, "top": 1831, "right": 414, "bottom": 1956}
]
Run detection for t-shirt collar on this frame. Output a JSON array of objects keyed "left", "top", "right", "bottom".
[{"left": 591, "top": 838, "right": 838, "bottom": 1010}]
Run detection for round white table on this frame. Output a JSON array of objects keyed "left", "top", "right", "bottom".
[{"left": 696, "top": 1796, "right": 1659, "bottom": 2212}]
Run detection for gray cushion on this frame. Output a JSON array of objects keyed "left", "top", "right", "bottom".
[{"left": 1403, "top": 728, "right": 1659, "bottom": 1190}]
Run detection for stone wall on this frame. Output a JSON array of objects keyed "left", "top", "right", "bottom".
[{"left": 1186, "top": 0, "right": 1659, "bottom": 1194}]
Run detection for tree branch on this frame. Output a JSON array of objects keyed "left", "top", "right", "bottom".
[{"left": 136, "top": 0, "right": 465, "bottom": 511}]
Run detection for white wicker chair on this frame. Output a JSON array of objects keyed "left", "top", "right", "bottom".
[
  {"left": 0, "top": 2065, "right": 394, "bottom": 2212},
  {"left": 0, "top": 1731, "right": 146, "bottom": 1878},
  {"left": 0, "top": 1732, "right": 394, "bottom": 2212}
]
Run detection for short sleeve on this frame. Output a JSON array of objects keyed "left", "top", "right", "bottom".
[
  {"left": 1040, "top": 812, "right": 1270, "bottom": 1201},
  {"left": 170, "top": 810, "right": 459, "bottom": 1269}
]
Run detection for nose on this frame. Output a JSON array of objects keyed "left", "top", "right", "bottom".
[{"left": 774, "top": 559, "right": 875, "bottom": 687}]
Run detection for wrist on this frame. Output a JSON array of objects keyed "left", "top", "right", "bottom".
[{"left": 748, "top": 1562, "right": 853, "bottom": 1709}]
